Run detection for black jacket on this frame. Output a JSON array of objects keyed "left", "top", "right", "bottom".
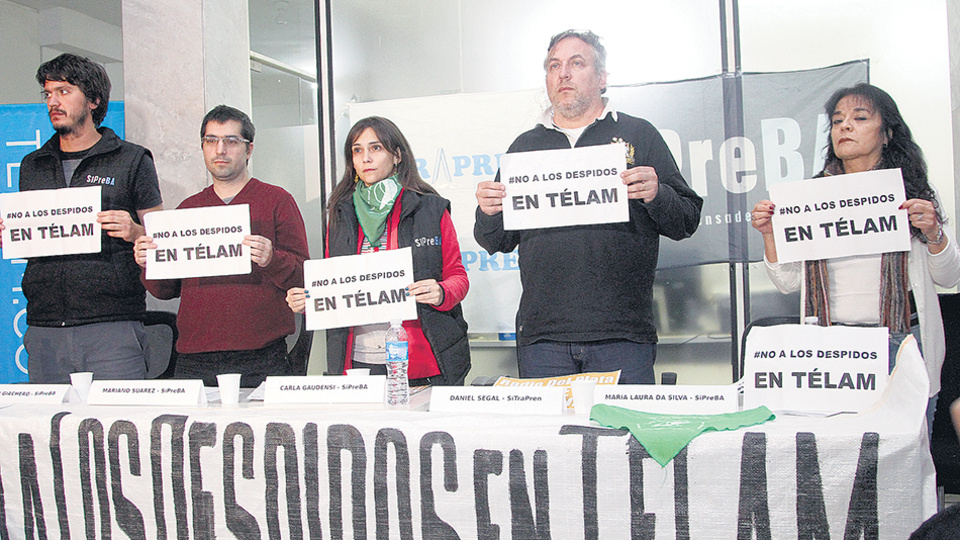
[
  {"left": 18, "top": 127, "right": 162, "bottom": 326},
  {"left": 474, "top": 112, "right": 702, "bottom": 345}
]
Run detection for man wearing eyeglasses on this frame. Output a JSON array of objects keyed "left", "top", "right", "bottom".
[
  {"left": 474, "top": 30, "right": 702, "bottom": 384},
  {"left": 133, "top": 105, "right": 309, "bottom": 387},
  {"left": 1, "top": 53, "right": 163, "bottom": 383}
]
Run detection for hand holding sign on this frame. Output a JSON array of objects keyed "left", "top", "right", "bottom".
[
  {"left": 620, "top": 166, "right": 658, "bottom": 203},
  {"left": 134, "top": 235, "right": 156, "bottom": 267},
  {"left": 243, "top": 235, "right": 273, "bottom": 267},
  {"left": 408, "top": 278, "right": 443, "bottom": 306},
  {"left": 751, "top": 199, "right": 781, "bottom": 263},
  {"left": 751, "top": 200, "right": 776, "bottom": 236},
  {"left": 286, "top": 287, "right": 307, "bottom": 314},
  {"left": 97, "top": 210, "right": 143, "bottom": 243},
  {"left": 901, "top": 198, "right": 943, "bottom": 248},
  {"left": 476, "top": 180, "right": 506, "bottom": 216}
]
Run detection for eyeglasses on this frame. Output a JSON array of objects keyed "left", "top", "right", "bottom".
[{"left": 201, "top": 135, "right": 250, "bottom": 147}]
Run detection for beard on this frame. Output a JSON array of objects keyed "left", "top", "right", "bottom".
[
  {"left": 51, "top": 107, "right": 89, "bottom": 136},
  {"left": 549, "top": 84, "right": 602, "bottom": 122},
  {"left": 553, "top": 92, "right": 594, "bottom": 121}
]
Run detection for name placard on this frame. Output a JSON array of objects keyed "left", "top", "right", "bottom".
[
  {"left": 768, "top": 169, "right": 910, "bottom": 263},
  {"left": 0, "top": 186, "right": 101, "bottom": 259},
  {"left": 86, "top": 380, "right": 206, "bottom": 406},
  {"left": 597, "top": 384, "right": 740, "bottom": 414},
  {"left": 303, "top": 248, "right": 417, "bottom": 331},
  {"left": 742, "top": 324, "right": 888, "bottom": 414},
  {"left": 430, "top": 387, "right": 565, "bottom": 415},
  {"left": 492, "top": 371, "right": 620, "bottom": 412},
  {"left": 501, "top": 144, "right": 628, "bottom": 230},
  {"left": 263, "top": 375, "right": 386, "bottom": 404},
  {"left": 0, "top": 384, "right": 70, "bottom": 404},
  {"left": 144, "top": 205, "right": 251, "bottom": 279}
]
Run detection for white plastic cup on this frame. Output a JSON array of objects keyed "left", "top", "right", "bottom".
[
  {"left": 571, "top": 380, "right": 597, "bottom": 416},
  {"left": 70, "top": 371, "right": 94, "bottom": 402},
  {"left": 346, "top": 368, "right": 371, "bottom": 376},
  {"left": 217, "top": 373, "right": 242, "bottom": 406}
]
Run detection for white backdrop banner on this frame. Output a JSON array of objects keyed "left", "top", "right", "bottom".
[{"left": 0, "top": 348, "right": 932, "bottom": 537}]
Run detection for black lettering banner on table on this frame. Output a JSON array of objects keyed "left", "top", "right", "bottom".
[{"left": 0, "top": 404, "right": 928, "bottom": 538}]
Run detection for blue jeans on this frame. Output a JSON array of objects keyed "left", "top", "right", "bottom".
[{"left": 517, "top": 339, "right": 656, "bottom": 384}]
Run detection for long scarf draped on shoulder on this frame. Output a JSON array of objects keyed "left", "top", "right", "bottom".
[{"left": 804, "top": 163, "right": 910, "bottom": 332}]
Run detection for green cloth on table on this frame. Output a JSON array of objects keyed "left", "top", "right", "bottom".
[{"left": 590, "top": 404, "right": 776, "bottom": 466}]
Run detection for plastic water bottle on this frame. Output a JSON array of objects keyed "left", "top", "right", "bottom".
[{"left": 385, "top": 320, "right": 409, "bottom": 407}]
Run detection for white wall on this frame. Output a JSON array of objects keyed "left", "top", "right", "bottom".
[
  {"left": 0, "top": 2, "right": 125, "bottom": 106},
  {"left": 949, "top": 0, "right": 960, "bottom": 228},
  {"left": 0, "top": 0, "right": 41, "bottom": 105}
]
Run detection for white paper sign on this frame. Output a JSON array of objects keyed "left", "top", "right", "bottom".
[
  {"left": 263, "top": 375, "right": 386, "bottom": 404},
  {"left": 768, "top": 169, "right": 910, "bottom": 263},
  {"left": 742, "top": 325, "right": 888, "bottom": 414},
  {"left": 143, "top": 205, "right": 251, "bottom": 279},
  {"left": 597, "top": 384, "right": 740, "bottom": 414},
  {"left": 500, "top": 144, "right": 628, "bottom": 230},
  {"left": 86, "top": 380, "right": 207, "bottom": 406},
  {"left": 0, "top": 384, "right": 70, "bottom": 404},
  {"left": 429, "top": 386, "right": 565, "bottom": 415},
  {"left": 303, "top": 248, "right": 417, "bottom": 330},
  {"left": 0, "top": 186, "right": 101, "bottom": 259}
]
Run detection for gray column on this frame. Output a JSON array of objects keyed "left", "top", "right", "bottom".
[{"left": 121, "top": 0, "right": 252, "bottom": 208}]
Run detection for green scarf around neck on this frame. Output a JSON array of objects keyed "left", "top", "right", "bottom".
[{"left": 353, "top": 175, "right": 401, "bottom": 247}]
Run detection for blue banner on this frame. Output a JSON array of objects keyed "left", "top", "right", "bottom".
[{"left": 0, "top": 102, "right": 125, "bottom": 383}]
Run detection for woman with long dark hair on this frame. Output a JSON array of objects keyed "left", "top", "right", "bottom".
[
  {"left": 287, "top": 116, "right": 470, "bottom": 385},
  {"left": 752, "top": 83, "right": 960, "bottom": 419}
]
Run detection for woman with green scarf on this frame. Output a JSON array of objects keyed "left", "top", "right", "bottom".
[{"left": 287, "top": 116, "right": 471, "bottom": 385}]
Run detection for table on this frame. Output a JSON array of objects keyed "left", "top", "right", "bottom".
[{"left": 0, "top": 356, "right": 936, "bottom": 539}]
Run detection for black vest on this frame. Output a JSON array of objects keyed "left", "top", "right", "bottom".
[{"left": 18, "top": 128, "right": 154, "bottom": 326}]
